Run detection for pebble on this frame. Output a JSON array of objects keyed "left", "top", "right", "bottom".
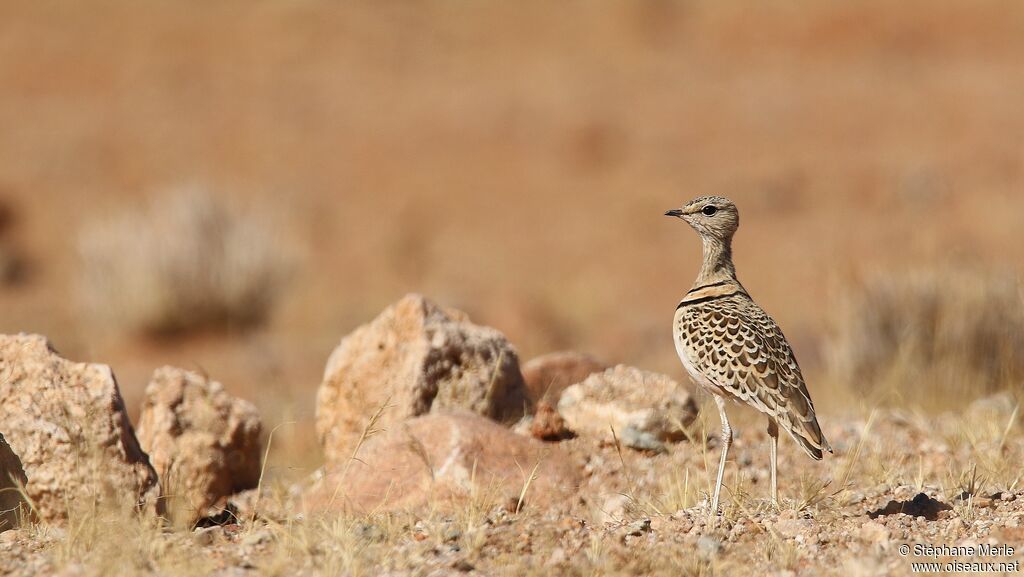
[
  {"left": 697, "top": 535, "right": 722, "bottom": 558},
  {"left": 443, "top": 527, "right": 462, "bottom": 543},
  {"left": 193, "top": 526, "right": 221, "bottom": 546},
  {"left": 625, "top": 519, "right": 651, "bottom": 537},
  {"left": 240, "top": 529, "right": 273, "bottom": 547}
]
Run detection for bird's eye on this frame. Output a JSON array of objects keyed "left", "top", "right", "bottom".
[{"left": 702, "top": 205, "right": 718, "bottom": 216}]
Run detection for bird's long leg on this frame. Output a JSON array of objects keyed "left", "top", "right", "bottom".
[
  {"left": 767, "top": 418, "right": 779, "bottom": 509},
  {"left": 711, "top": 395, "right": 732, "bottom": 516}
]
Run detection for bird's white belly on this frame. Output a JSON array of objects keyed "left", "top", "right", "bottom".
[{"left": 673, "top": 327, "right": 717, "bottom": 392}]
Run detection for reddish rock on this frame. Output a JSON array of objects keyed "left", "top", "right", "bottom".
[
  {"left": 521, "top": 351, "right": 607, "bottom": 404},
  {"left": 316, "top": 294, "right": 530, "bottom": 464},
  {"left": 136, "top": 367, "right": 263, "bottom": 523},
  {"left": 304, "top": 412, "right": 580, "bottom": 514},
  {"left": 0, "top": 334, "right": 160, "bottom": 522},
  {"left": 529, "top": 401, "right": 574, "bottom": 442}
]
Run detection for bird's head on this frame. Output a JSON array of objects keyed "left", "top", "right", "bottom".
[{"left": 665, "top": 195, "right": 739, "bottom": 243}]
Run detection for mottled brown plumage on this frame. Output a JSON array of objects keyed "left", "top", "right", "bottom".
[{"left": 666, "top": 195, "right": 830, "bottom": 514}]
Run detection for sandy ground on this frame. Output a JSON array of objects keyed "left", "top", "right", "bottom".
[{"left": 1, "top": 399, "right": 1021, "bottom": 576}]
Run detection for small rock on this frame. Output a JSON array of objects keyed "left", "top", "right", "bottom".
[
  {"left": 625, "top": 518, "right": 652, "bottom": 536},
  {"left": 772, "top": 518, "right": 813, "bottom": 539},
  {"left": 316, "top": 294, "right": 531, "bottom": 464},
  {"left": 697, "top": 535, "right": 722, "bottom": 558},
  {"left": 618, "top": 427, "right": 666, "bottom": 453},
  {"left": 193, "top": 526, "right": 223, "bottom": 546},
  {"left": 971, "top": 496, "right": 996, "bottom": 509},
  {"left": 521, "top": 351, "right": 607, "bottom": 404},
  {"left": 857, "top": 521, "right": 891, "bottom": 548},
  {"left": 136, "top": 367, "right": 263, "bottom": 524},
  {"left": 529, "top": 401, "right": 574, "bottom": 442},
  {"left": 240, "top": 529, "right": 274, "bottom": 547},
  {"left": 558, "top": 365, "right": 698, "bottom": 449}
]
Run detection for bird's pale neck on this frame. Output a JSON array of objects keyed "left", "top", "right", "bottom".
[{"left": 694, "top": 235, "right": 737, "bottom": 287}]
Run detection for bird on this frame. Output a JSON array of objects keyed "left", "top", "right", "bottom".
[{"left": 665, "top": 195, "right": 831, "bottom": 514}]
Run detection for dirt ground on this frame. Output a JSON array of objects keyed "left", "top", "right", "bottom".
[
  {"left": 1, "top": 1, "right": 1023, "bottom": 575},
  {"left": 1, "top": 402, "right": 1022, "bottom": 576}
]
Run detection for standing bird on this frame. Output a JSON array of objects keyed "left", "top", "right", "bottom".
[{"left": 665, "top": 196, "right": 831, "bottom": 514}]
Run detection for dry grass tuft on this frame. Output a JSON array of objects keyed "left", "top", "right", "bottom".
[
  {"left": 77, "top": 188, "right": 295, "bottom": 337},
  {"left": 827, "top": 267, "right": 1024, "bottom": 406}
]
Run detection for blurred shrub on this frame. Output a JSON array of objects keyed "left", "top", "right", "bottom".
[
  {"left": 827, "top": 267, "right": 1024, "bottom": 404},
  {"left": 0, "top": 195, "right": 29, "bottom": 286},
  {"left": 78, "top": 188, "right": 294, "bottom": 337}
]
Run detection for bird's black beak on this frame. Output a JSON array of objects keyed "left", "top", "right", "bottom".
[{"left": 664, "top": 209, "right": 684, "bottom": 218}]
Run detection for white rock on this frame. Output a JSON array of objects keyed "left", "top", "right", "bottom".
[{"left": 557, "top": 365, "right": 698, "bottom": 449}]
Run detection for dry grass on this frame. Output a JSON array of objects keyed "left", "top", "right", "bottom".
[
  {"left": 1, "top": 399, "right": 1023, "bottom": 577},
  {"left": 827, "top": 267, "right": 1024, "bottom": 408},
  {"left": 76, "top": 187, "right": 294, "bottom": 338}
]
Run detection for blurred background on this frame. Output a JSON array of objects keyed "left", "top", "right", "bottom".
[{"left": 1, "top": 1, "right": 1022, "bottom": 472}]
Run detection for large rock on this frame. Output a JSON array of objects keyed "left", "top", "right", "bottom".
[
  {"left": 316, "top": 294, "right": 530, "bottom": 463},
  {"left": 0, "top": 334, "right": 160, "bottom": 522},
  {"left": 136, "top": 367, "right": 263, "bottom": 522},
  {"left": 558, "top": 365, "right": 698, "bottom": 450},
  {"left": 0, "top": 433, "right": 28, "bottom": 531},
  {"left": 304, "top": 411, "right": 580, "bottom": 513},
  {"left": 521, "top": 351, "right": 607, "bottom": 404}
]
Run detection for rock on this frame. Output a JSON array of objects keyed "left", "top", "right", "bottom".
[
  {"left": 625, "top": 518, "right": 652, "bottom": 536},
  {"left": 521, "top": 352, "right": 607, "bottom": 404},
  {"left": 0, "top": 334, "right": 160, "bottom": 522},
  {"left": 618, "top": 428, "right": 666, "bottom": 453},
  {"left": 557, "top": 365, "right": 698, "bottom": 449},
  {"left": 697, "top": 535, "right": 722, "bottom": 558},
  {"left": 316, "top": 294, "right": 530, "bottom": 464},
  {"left": 529, "top": 401, "right": 574, "bottom": 442},
  {"left": 136, "top": 367, "right": 263, "bottom": 523},
  {"left": 857, "top": 521, "right": 891, "bottom": 549},
  {"left": 772, "top": 518, "right": 813, "bottom": 539},
  {"left": 192, "top": 525, "right": 228, "bottom": 546},
  {"left": 303, "top": 411, "right": 580, "bottom": 514},
  {"left": 0, "top": 433, "right": 28, "bottom": 531}
]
